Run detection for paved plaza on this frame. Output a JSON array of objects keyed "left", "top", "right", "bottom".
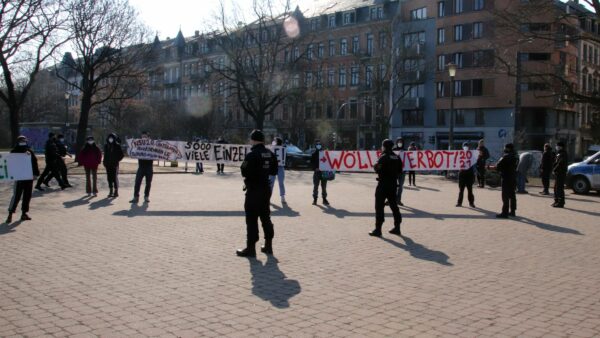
[{"left": 1, "top": 170, "right": 599, "bottom": 337}]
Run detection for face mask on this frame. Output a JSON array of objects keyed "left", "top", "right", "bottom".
[
  {"left": 58, "top": 138, "right": 64, "bottom": 143},
  {"left": 108, "top": 138, "right": 114, "bottom": 143},
  {"left": 556, "top": 146, "right": 561, "bottom": 151},
  {"left": 316, "top": 145, "right": 322, "bottom": 150},
  {"left": 18, "top": 142, "right": 27, "bottom": 146},
  {"left": 398, "top": 143, "right": 403, "bottom": 148},
  {"left": 272, "top": 141, "right": 277, "bottom": 146},
  {"left": 87, "top": 140, "right": 94, "bottom": 145},
  {"left": 463, "top": 146, "right": 469, "bottom": 151}
]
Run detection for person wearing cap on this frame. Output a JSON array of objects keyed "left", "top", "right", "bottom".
[
  {"left": 310, "top": 139, "right": 329, "bottom": 205},
  {"left": 552, "top": 141, "right": 568, "bottom": 208},
  {"left": 269, "top": 137, "right": 287, "bottom": 204},
  {"left": 130, "top": 131, "right": 154, "bottom": 203},
  {"left": 35, "top": 132, "right": 66, "bottom": 191},
  {"left": 407, "top": 142, "right": 417, "bottom": 186},
  {"left": 103, "top": 133, "right": 124, "bottom": 198},
  {"left": 539, "top": 143, "right": 555, "bottom": 195},
  {"left": 392, "top": 137, "right": 406, "bottom": 206},
  {"left": 496, "top": 143, "right": 518, "bottom": 218},
  {"left": 476, "top": 139, "right": 490, "bottom": 188},
  {"left": 78, "top": 136, "right": 102, "bottom": 197},
  {"left": 456, "top": 142, "right": 476, "bottom": 208},
  {"left": 236, "top": 129, "right": 278, "bottom": 257},
  {"left": 369, "top": 139, "right": 403, "bottom": 237},
  {"left": 5, "top": 136, "right": 40, "bottom": 223}
]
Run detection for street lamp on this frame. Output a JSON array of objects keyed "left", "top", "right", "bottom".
[
  {"left": 64, "top": 91, "right": 70, "bottom": 135},
  {"left": 447, "top": 62, "right": 457, "bottom": 150}
]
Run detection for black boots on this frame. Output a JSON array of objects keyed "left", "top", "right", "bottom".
[
  {"left": 236, "top": 242, "right": 256, "bottom": 257},
  {"left": 369, "top": 228, "right": 382, "bottom": 237},
  {"left": 261, "top": 240, "right": 273, "bottom": 255},
  {"left": 389, "top": 225, "right": 401, "bottom": 236},
  {"left": 323, "top": 198, "right": 330, "bottom": 206},
  {"left": 5, "top": 213, "right": 12, "bottom": 224}
]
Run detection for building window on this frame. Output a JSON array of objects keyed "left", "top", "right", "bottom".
[
  {"left": 304, "top": 71, "right": 313, "bottom": 88},
  {"left": 437, "top": 54, "right": 446, "bottom": 71},
  {"left": 473, "top": 22, "right": 483, "bottom": 39},
  {"left": 307, "top": 44, "right": 314, "bottom": 60},
  {"left": 338, "top": 67, "right": 347, "bottom": 87},
  {"left": 328, "top": 15, "right": 336, "bottom": 28},
  {"left": 352, "top": 36, "right": 360, "bottom": 54},
  {"left": 318, "top": 42, "right": 324, "bottom": 58},
  {"left": 293, "top": 47, "right": 300, "bottom": 59},
  {"left": 316, "top": 70, "right": 324, "bottom": 88},
  {"left": 315, "top": 103, "right": 323, "bottom": 119},
  {"left": 340, "top": 38, "right": 348, "bottom": 55},
  {"left": 343, "top": 12, "right": 355, "bottom": 25},
  {"left": 329, "top": 40, "right": 336, "bottom": 56},
  {"left": 370, "top": 6, "right": 384, "bottom": 20},
  {"left": 292, "top": 74, "right": 300, "bottom": 88},
  {"left": 402, "top": 110, "right": 424, "bottom": 126},
  {"left": 366, "top": 65, "right": 373, "bottom": 88},
  {"left": 437, "top": 110, "right": 446, "bottom": 125},
  {"left": 437, "top": 28, "right": 445, "bottom": 44},
  {"left": 378, "top": 6, "right": 384, "bottom": 19},
  {"left": 404, "top": 31, "right": 425, "bottom": 47},
  {"left": 349, "top": 98, "right": 358, "bottom": 118},
  {"left": 351, "top": 66, "right": 359, "bottom": 86},
  {"left": 338, "top": 99, "right": 346, "bottom": 119},
  {"left": 410, "top": 7, "right": 427, "bottom": 20},
  {"left": 366, "top": 33, "right": 374, "bottom": 55},
  {"left": 403, "top": 83, "right": 425, "bottom": 98},
  {"left": 454, "top": 80, "right": 463, "bottom": 96},
  {"left": 328, "top": 69, "right": 335, "bottom": 87},
  {"left": 305, "top": 102, "right": 313, "bottom": 119},
  {"left": 436, "top": 82, "right": 445, "bottom": 97},
  {"left": 455, "top": 0, "right": 464, "bottom": 13},
  {"left": 327, "top": 101, "right": 334, "bottom": 119},
  {"left": 454, "top": 25, "right": 464, "bottom": 41},
  {"left": 454, "top": 52, "right": 464, "bottom": 68},
  {"left": 438, "top": 1, "right": 446, "bottom": 17},
  {"left": 379, "top": 31, "right": 387, "bottom": 49},
  {"left": 472, "top": 79, "right": 483, "bottom": 96},
  {"left": 474, "top": 0, "right": 484, "bottom": 11},
  {"left": 311, "top": 19, "right": 319, "bottom": 31},
  {"left": 455, "top": 110, "right": 465, "bottom": 125},
  {"left": 475, "top": 109, "right": 485, "bottom": 125}
]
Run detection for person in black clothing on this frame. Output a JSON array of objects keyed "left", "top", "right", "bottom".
[
  {"left": 310, "top": 140, "right": 329, "bottom": 205},
  {"left": 392, "top": 137, "right": 406, "bottom": 206},
  {"left": 103, "top": 133, "right": 124, "bottom": 198},
  {"left": 552, "top": 141, "right": 568, "bottom": 208},
  {"left": 539, "top": 143, "right": 555, "bottom": 195},
  {"left": 35, "top": 132, "right": 65, "bottom": 191},
  {"left": 6, "top": 136, "right": 40, "bottom": 223},
  {"left": 216, "top": 136, "right": 226, "bottom": 174},
  {"left": 236, "top": 130, "right": 278, "bottom": 257},
  {"left": 407, "top": 142, "right": 417, "bottom": 186},
  {"left": 496, "top": 143, "right": 518, "bottom": 218},
  {"left": 44, "top": 134, "right": 71, "bottom": 188},
  {"left": 457, "top": 142, "right": 476, "bottom": 208},
  {"left": 130, "top": 131, "right": 153, "bottom": 203},
  {"left": 476, "top": 139, "right": 490, "bottom": 188},
  {"left": 369, "top": 139, "right": 403, "bottom": 237}
]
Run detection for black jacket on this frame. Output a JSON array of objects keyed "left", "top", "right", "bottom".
[
  {"left": 496, "top": 151, "right": 518, "bottom": 182},
  {"left": 11, "top": 144, "right": 40, "bottom": 178},
  {"left": 103, "top": 135, "right": 124, "bottom": 168},
  {"left": 44, "top": 138, "right": 60, "bottom": 164},
  {"left": 553, "top": 149, "right": 568, "bottom": 177},
  {"left": 374, "top": 150, "right": 403, "bottom": 187},
  {"left": 311, "top": 148, "right": 322, "bottom": 171},
  {"left": 478, "top": 145, "right": 490, "bottom": 162},
  {"left": 540, "top": 150, "right": 555, "bottom": 174},
  {"left": 56, "top": 141, "right": 68, "bottom": 157},
  {"left": 241, "top": 144, "right": 278, "bottom": 190}
]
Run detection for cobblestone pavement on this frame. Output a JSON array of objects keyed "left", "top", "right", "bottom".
[{"left": 1, "top": 171, "right": 599, "bottom": 337}]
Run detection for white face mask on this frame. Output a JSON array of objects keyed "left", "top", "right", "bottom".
[
  {"left": 87, "top": 140, "right": 94, "bottom": 145},
  {"left": 316, "top": 144, "right": 322, "bottom": 150},
  {"left": 108, "top": 138, "right": 114, "bottom": 143},
  {"left": 463, "top": 146, "right": 469, "bottom": 151},
  {"left": 398, "top": 143, "right": 403, "bottom": 148},
  {"left": 58, "top": 138, "right": 64, "bottom": 142},
  {"left": 272, "top": 141, "right": 277, "bottom": 146},
  {"left": 556, "top": 146, "right": 561, "bottom": 151},
  {"left": 18, "top": 142, "right": 27, "bottom": 146}
]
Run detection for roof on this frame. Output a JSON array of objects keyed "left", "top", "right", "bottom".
[{"left": 303, "top": 0, "right": 393, "bottom": 17}]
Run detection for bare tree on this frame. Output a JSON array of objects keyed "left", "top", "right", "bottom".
[
  {"left": 208, "top": 0, "right": 312, "bottom": 130},
  {"left": 59, "top": 0, "right": 150, "bottom": 156},
  {"left": 0, "top": 0, "right": 67, "bottom": 145}
]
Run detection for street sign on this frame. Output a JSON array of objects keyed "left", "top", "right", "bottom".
[{"left": 498, "top": 129, "right": 507, "bottom": 138}]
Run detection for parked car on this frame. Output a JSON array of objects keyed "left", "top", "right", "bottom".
[
  {"left": 567, "top": 151, "right": 600, "bottom": 194},
  {"left": 285, "top": 144, "right": 312, "bottom": 170}
]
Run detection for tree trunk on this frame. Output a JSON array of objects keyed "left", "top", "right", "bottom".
[
  {"left": 254, "top": 113, "right": 264, "bottom": 130},
  {"left": 9, "top": 104, "right": 20, "bottom": 147},
  {"left": 75, "top": 92, "right": 93, "bottom": 162}
]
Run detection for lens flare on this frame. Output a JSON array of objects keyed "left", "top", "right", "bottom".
[{"left": 283, "top": 16, "right": 300, "bottom": 39}]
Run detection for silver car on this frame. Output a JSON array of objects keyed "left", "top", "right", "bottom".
[{"left": 567, "top": 151, "right": 600, "bottom": 194}]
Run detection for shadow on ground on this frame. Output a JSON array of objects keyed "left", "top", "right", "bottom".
[
  {"left": 380, "top": 235, "right": 453, "bottom": 266},
  {"left": 247, "top": 256, "right": 301, "bottom": 309}
]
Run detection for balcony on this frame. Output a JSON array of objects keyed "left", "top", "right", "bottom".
[
  {"left": 398, "top": 97, "right": 425, "bottom": 109},
  {"left": 404, "top": 43, "right": 426, "bottom": 58},
  {"left": 403, "top": 70, "right": 426, "bottom": 82}
]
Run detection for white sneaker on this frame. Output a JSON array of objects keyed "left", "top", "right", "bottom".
[{"left": 281, "top": 196, "right": 287, "bottom": 204}]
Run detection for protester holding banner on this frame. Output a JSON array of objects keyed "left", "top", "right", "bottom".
[
  {"left": 496, "top": 143, "right": 518, "bottom": 218},
  {"left": 130, "top": 131, "right": 154, "bottom": 203},
  {"left": 269, "top": 137, "right": 287, "bottom": 204},
  {"left": 103, "top": 133, "right": 124, "bottom": 198},
  {"left": 35, "top": 132, "right": 66, "bottom": 191},
  {"left": 236, "top": 130, "right": 279, "bottom": 257},
  {"left": 216, "top": 136, "right": 226, "bottom": 174},
  {"left": 5, "top": 136, "right": 39, "bottom": 224},
  {"left": 78, "top": 136, "right": 102, "bottom": 197},
  {"left": 311, "top": 140, "right": 329, "bottom": 206},
  {"left": 392, "top": 137, "right": 406, "bottom": 206},
  {"left": 477, "top": 139, "right": 490, "bottom": 188},
  {"left": 369, "top": 139, "right": 403, "bottom": 237},
  {"left": 457, "top": 142, "right": 476, "bottom": 208},
  {"left": 407, "top": 142, "right": 417, "bottom": 186}
]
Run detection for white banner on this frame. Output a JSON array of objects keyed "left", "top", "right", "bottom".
[
  {"left": 0, "top": 153, "right": 34, "bottom": 182},
  {"left": 318, "top": 150, "right": 479, "bottom": 172},
  {"left": 126, "top": 139, "right": 286, "bottom": 166}
]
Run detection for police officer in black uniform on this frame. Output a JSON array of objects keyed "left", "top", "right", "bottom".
[
  {"left": 35, "top": 132, "right": 65, "bottom": 191},
  {"left": 496, "top": 143, "right": 518, "bottom": 218},
  {"left": 552, "top": 141, "right": 568, "bottom": 208},
  {"left": 44, "top": 134, "right": 72, "bottom": 188},
  {"left": 369, "top": 139, "right": 403, "bottom": 237},
  {"left": 6, "top": 136, "right": 40, "bottom": 223},
  {"left": 237, "top": 130, "right": 279, "bottom": 257}
]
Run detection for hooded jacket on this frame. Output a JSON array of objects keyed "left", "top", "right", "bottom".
[{"left": 103, "top": 133, "right": 124, "bottom": 168}]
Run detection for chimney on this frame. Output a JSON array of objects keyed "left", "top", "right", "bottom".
[{"left": 195, "top": 30, "right": 200, "bottom": 37}]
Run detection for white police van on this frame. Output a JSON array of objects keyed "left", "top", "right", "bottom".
[{"left": 567, "top": 151, "right": 600, "bottom": 194}]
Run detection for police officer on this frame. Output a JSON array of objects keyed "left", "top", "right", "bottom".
[
  {"left": 43, "top": 134, "right": 71, "bottom": 188},
  {"left": 236, "top": 130, "right": 279, "bottom": 257},
  {"left": 496, "top": 143, "right": 518, "bottom": 218},
  {"left": 456, "top": 142, "right": 476, "bottom": 208},
  {"left": 130, "top": 131, "right": 153, "bottom": 203},
  {"left": 539, "top": 143, "right": 555, "bottom": 195},
  {"left": 369, "top": 139, "right": 403, "bottom": 237},
  {"left": 6, "top": 136, "right": 40, "bottom": 223},
  {"left": 392, "top": 137, "right": 406, "bottom": 206},
  {"left": 35, "top": 132, "right": 65, "bottom": 191},
  {"left": 552, "top": 141, "right": 568, "bottom": 208}
]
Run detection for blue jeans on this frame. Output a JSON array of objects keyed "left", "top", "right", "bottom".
[
  {"left": 517, "top": 172, "right": 527, "bottom": 192},
  {"left": 396, "top": 172, "right": 406, "bottom": 203},
  {"left": 269, "top": 166, "right": 286, "bottom": 197}
]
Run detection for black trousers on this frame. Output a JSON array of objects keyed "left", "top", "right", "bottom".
[
  {"left": 375, "top": 185, "right": 402, "bottom": 230},
  {"left": 84, "top": 168, "right": 98, "bottom": 194},
  {"left": 133, "top": 166, "right": 153, "bottom": 197},
  {"left": 458, "top": 175, "right": 475, "bottom": 205},
  {"left": 554, "top": 174, "right": 566, "bottom": 204},
  {"left": 408, "top": 171, "right": 416, "bottom": 185},
  {"left": 244, "top": 188, "right": 274, "bottom": 243},
  {"left": 106, "top": 165, "right": 119, "bottom": 192},
  {"left": 217, "top": 163, "right": 224, "bottom": 172},
  {"left": 37, "top": 161, "right": 64, "bottom": 188},
  {"left": 44, "top": 158, "right": 69, "bottom": 185},
  {"left": 8, "top": 180, "right": 33, "bottom": 214},
  {"left": 501, "top": 179, "right": 517, "bottom": 215},
  {"left": 541, "top": 172, "right": 551, "bottom": 193},
  {"left": 312, "top": 171, "right": 327, "bottom": 199},
  {"left": 477, "top": 167, "right": 486, "bottom": 187}
]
